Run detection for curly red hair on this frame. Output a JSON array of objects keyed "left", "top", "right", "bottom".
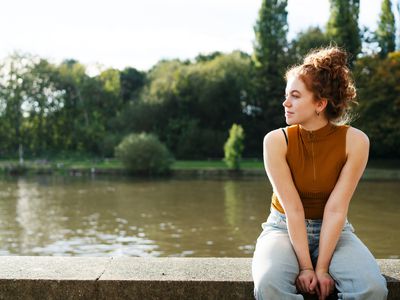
[{"left": 286, "top": 47, "right": 357, "bottom": 123}]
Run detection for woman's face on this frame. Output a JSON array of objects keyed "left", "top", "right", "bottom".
[{"left": 283, "top": 75, "right": 319, "bottom": 126}]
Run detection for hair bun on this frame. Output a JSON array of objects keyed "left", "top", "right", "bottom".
[{"left": 304, "top": 47, "right": 348, "bottom": 74}]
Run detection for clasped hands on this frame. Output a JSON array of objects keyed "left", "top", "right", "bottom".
[{"left": 296, "top": 268, "right": 335, "bottom": 300}]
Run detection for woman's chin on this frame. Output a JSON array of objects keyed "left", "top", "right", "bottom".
[{"left": 285, "top": 118, "right": 296, "bottom": 125}]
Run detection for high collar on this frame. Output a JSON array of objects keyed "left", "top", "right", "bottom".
[{"left": 299, "top": 122, "right": 337, "bottom": 142}]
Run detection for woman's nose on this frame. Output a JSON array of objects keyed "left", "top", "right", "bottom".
[{"left": 283, "top": 98, "right": 291, "bottom": 107}]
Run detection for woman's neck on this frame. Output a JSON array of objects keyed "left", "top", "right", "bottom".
[{"left": 299, "top": 119, "right": 329, "bottom": 132}]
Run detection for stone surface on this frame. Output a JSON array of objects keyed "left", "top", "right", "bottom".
[
  {"left": 0, "top": 257, "right": 398, "bottom": 300},
  {"left": 0, "top": 256, "right": 110, "bottom": 280},
  {"left": 100, "top": 257, "right": 252, "bottom": 281}
]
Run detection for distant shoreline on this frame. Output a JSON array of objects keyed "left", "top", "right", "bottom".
[{"left": 0, "top": 159, "right": 399, "bottom": 180}]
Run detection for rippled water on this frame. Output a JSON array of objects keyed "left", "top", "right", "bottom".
[{"left": 0, "top": 176, "right": 398, "bottom": 258}]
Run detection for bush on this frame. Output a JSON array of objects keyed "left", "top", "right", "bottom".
[
  {"left": 115, "top": 133, "right": 174, "bottom": 175},
  {"left": 224, "top": 124, "right": 245, "bottom": 170}
]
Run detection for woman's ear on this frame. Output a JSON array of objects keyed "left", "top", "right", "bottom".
[{"left": 318, "top": 98, "right": 328, "bottom": 111}]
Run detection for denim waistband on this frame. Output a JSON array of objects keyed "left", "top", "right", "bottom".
[
  {"left": 270, "top": 207, "right": 323, "bottom": 223},
  {"left": 268, "top": 207, "right": 354, "bottom": 233}
]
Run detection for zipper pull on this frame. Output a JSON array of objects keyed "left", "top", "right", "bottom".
[{"left": 309, "top": 131, "right": 314, "bottom": 140}]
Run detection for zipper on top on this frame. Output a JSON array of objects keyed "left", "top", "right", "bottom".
[{"left": 309, "top": 131, "right": 316, "bottom": 183}]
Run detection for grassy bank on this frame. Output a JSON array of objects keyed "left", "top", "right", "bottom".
[
  {"left": 0, "top": 158, "right": 262, "bottom": 172},
  {"left": 0, "top": 158, "right": 399, "bottom": 179}
]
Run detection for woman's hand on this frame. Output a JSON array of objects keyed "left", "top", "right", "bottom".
[
  {"left": 315, "top": 269, "right": 335, "bottom": 300},
  {"left": 296, "top": 269, "right": 318, "bottom": 295}
]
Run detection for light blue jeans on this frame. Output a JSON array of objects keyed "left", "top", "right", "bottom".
[{"left": 252, "top": 208, "right": 388, "bottom": 300}]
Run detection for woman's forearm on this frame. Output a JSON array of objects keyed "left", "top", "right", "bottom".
[
  {"left": 286, "top": 210, "right": 314, "bottom": 270},
  {"left": 316, "top": 211, "right": 347, "bottom": 272}
]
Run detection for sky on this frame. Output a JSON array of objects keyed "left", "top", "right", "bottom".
[{"left": 0, "top": 0, "right": 392, "bottom": 73}]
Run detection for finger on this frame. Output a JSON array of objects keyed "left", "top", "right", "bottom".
[
  {"left": 296, "top": 277, "right": 303, "bottom": 293},
  {"left": 304, "top": 278, "right": 311, "bottom": 294},
  {"left": 317, "top": 282, "right": 322, "bottom": 300},
  {"left": 320, "top": 283, "right": 327, "bottom": 300},
  {"left": 325, "top": 283, "right": 331, "bottom": 298},
  {"left": 300, "top": 280, "right": 308, "bottom": 294},
  {"left": 319, "top": 287, "right": 327, "bottom": 300},
  {"left": 323, "top": 283, "right": 330, "bottom": 298},
  {"left": 304, "top": 278, "right": 310, "bottom": 293},
  {"left": 309, "top": 275, "right": 317, "bottom": 292}
]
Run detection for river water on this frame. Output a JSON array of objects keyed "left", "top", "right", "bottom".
[{"left": 0, "top": 176, "right": 398, "bottom": 258}]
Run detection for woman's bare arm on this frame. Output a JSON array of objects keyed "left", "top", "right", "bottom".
[
  {"left": 316, "top": 127, "right": 370, "bottom": 273},
  {"left": 264, "top": 129, "right": 312, "bottom": 270}
]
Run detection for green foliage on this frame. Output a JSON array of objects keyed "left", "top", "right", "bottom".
[
  {"left": 327, "top": 0, "right": 361, "bottom": 62},
  {"left": 224, "top": 124, "right": 245, "bottom": 170},
  {"left": 120, "top": 67, "right": 146, "bottom": 102},
  {"left": 253, "top": 0, "right": 288, "bottom": 71},
  {"left": 1, "top": 12, "right": 400, "bottom": 162},
  {"left": 195, "top": 51, "right": 223, "bottom": 63},
  {"left": 99, "top": 68, "right": 121, "bottom": 97},
  {"left": 288, "top": 27, "right": 332, "bottom": 64},
  {"left": 252, "top": 0, "right": 289, "bottom": 139},
  {"left": 129, "top": 51, "right": 252, "bottom": 159},
  {"left": 144, "top": 59, "right": 184, "bottom": 103},
  {"left": 376, "top": 0, "right": 396, "bottom": 57},
  {"left": 353, "top": 52, "right": 400, "bottom": 158},
  {"left": 115, "top": 132, "right": 174, "bottom": 175}
]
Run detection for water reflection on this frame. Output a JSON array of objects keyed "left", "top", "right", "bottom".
[
  {"left": 4, "top": 177, "right": 161, "bottom": 256},
  {"left": 224, "top": 181, "right": 240, "bottom": 227},
  {"left": 0, "top": 176, "right": 398, "bottom": 258}
]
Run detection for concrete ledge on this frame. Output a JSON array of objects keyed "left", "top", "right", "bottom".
[{"left": 0, "top": 257, "right": 398, "bottom": 300}]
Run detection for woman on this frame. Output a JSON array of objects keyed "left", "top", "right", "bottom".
[{"left": 252, "top": 47, "right": 388, "bottom": 300}]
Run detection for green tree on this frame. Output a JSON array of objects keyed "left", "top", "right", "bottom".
[
  {"left": 376, "top": 0, "right": 396, "bottom": 57},
  {"left": 253, "top": 0, "right": 288, "bottom": 71},
  {"left": 24, "top": 58, "right": 65, "bottom": 156},
  {"left": 224, "top": 124, "right": 244, "bottom": 170},
  {"left": 353, "top": 52, "right": 400, "bottom": 158},
  {"left": 120, "top": 67, "right": 145, "bottom": 102},
  {"left": 252, "top": 0, "right": 288, "bottom": 135},
  {"left": 55, "top": 60, "right": 90, "bottom": 152},
  {"left": 248, "top": 0, "right": 289, "bottom": 158},
  {"left": 288, "top": 26, "right": 332, "bottom": 64},
  {"left": 54, "top": 60, "right": 115, "bottom": 155},
  {"left": 224, "top": 124, "right": 245, "bottom": 170},
  {"left": 327, "top": 0, "right": 361, "bottom": 62},
  {"left": 0, "top": 52, "right": 36, "bottom": 159}
]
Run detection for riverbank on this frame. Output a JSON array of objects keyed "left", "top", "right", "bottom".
[{"left": 1, "top": 159, "right": 400, "bottom": 180}]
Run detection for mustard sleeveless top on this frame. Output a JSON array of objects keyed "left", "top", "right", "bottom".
[{"left": 271, "top": 122, "right": 350, "bottom": 219}]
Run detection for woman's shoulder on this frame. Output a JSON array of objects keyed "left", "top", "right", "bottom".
[
  {"left": 345, "top": 126, "right": 370, "bottom": 154},
  {"left": 346, "top": 126, "right": 369, "bottom": 142},
  {"left": 263, "top": 127, "right": 293, "bottom": 152}
]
